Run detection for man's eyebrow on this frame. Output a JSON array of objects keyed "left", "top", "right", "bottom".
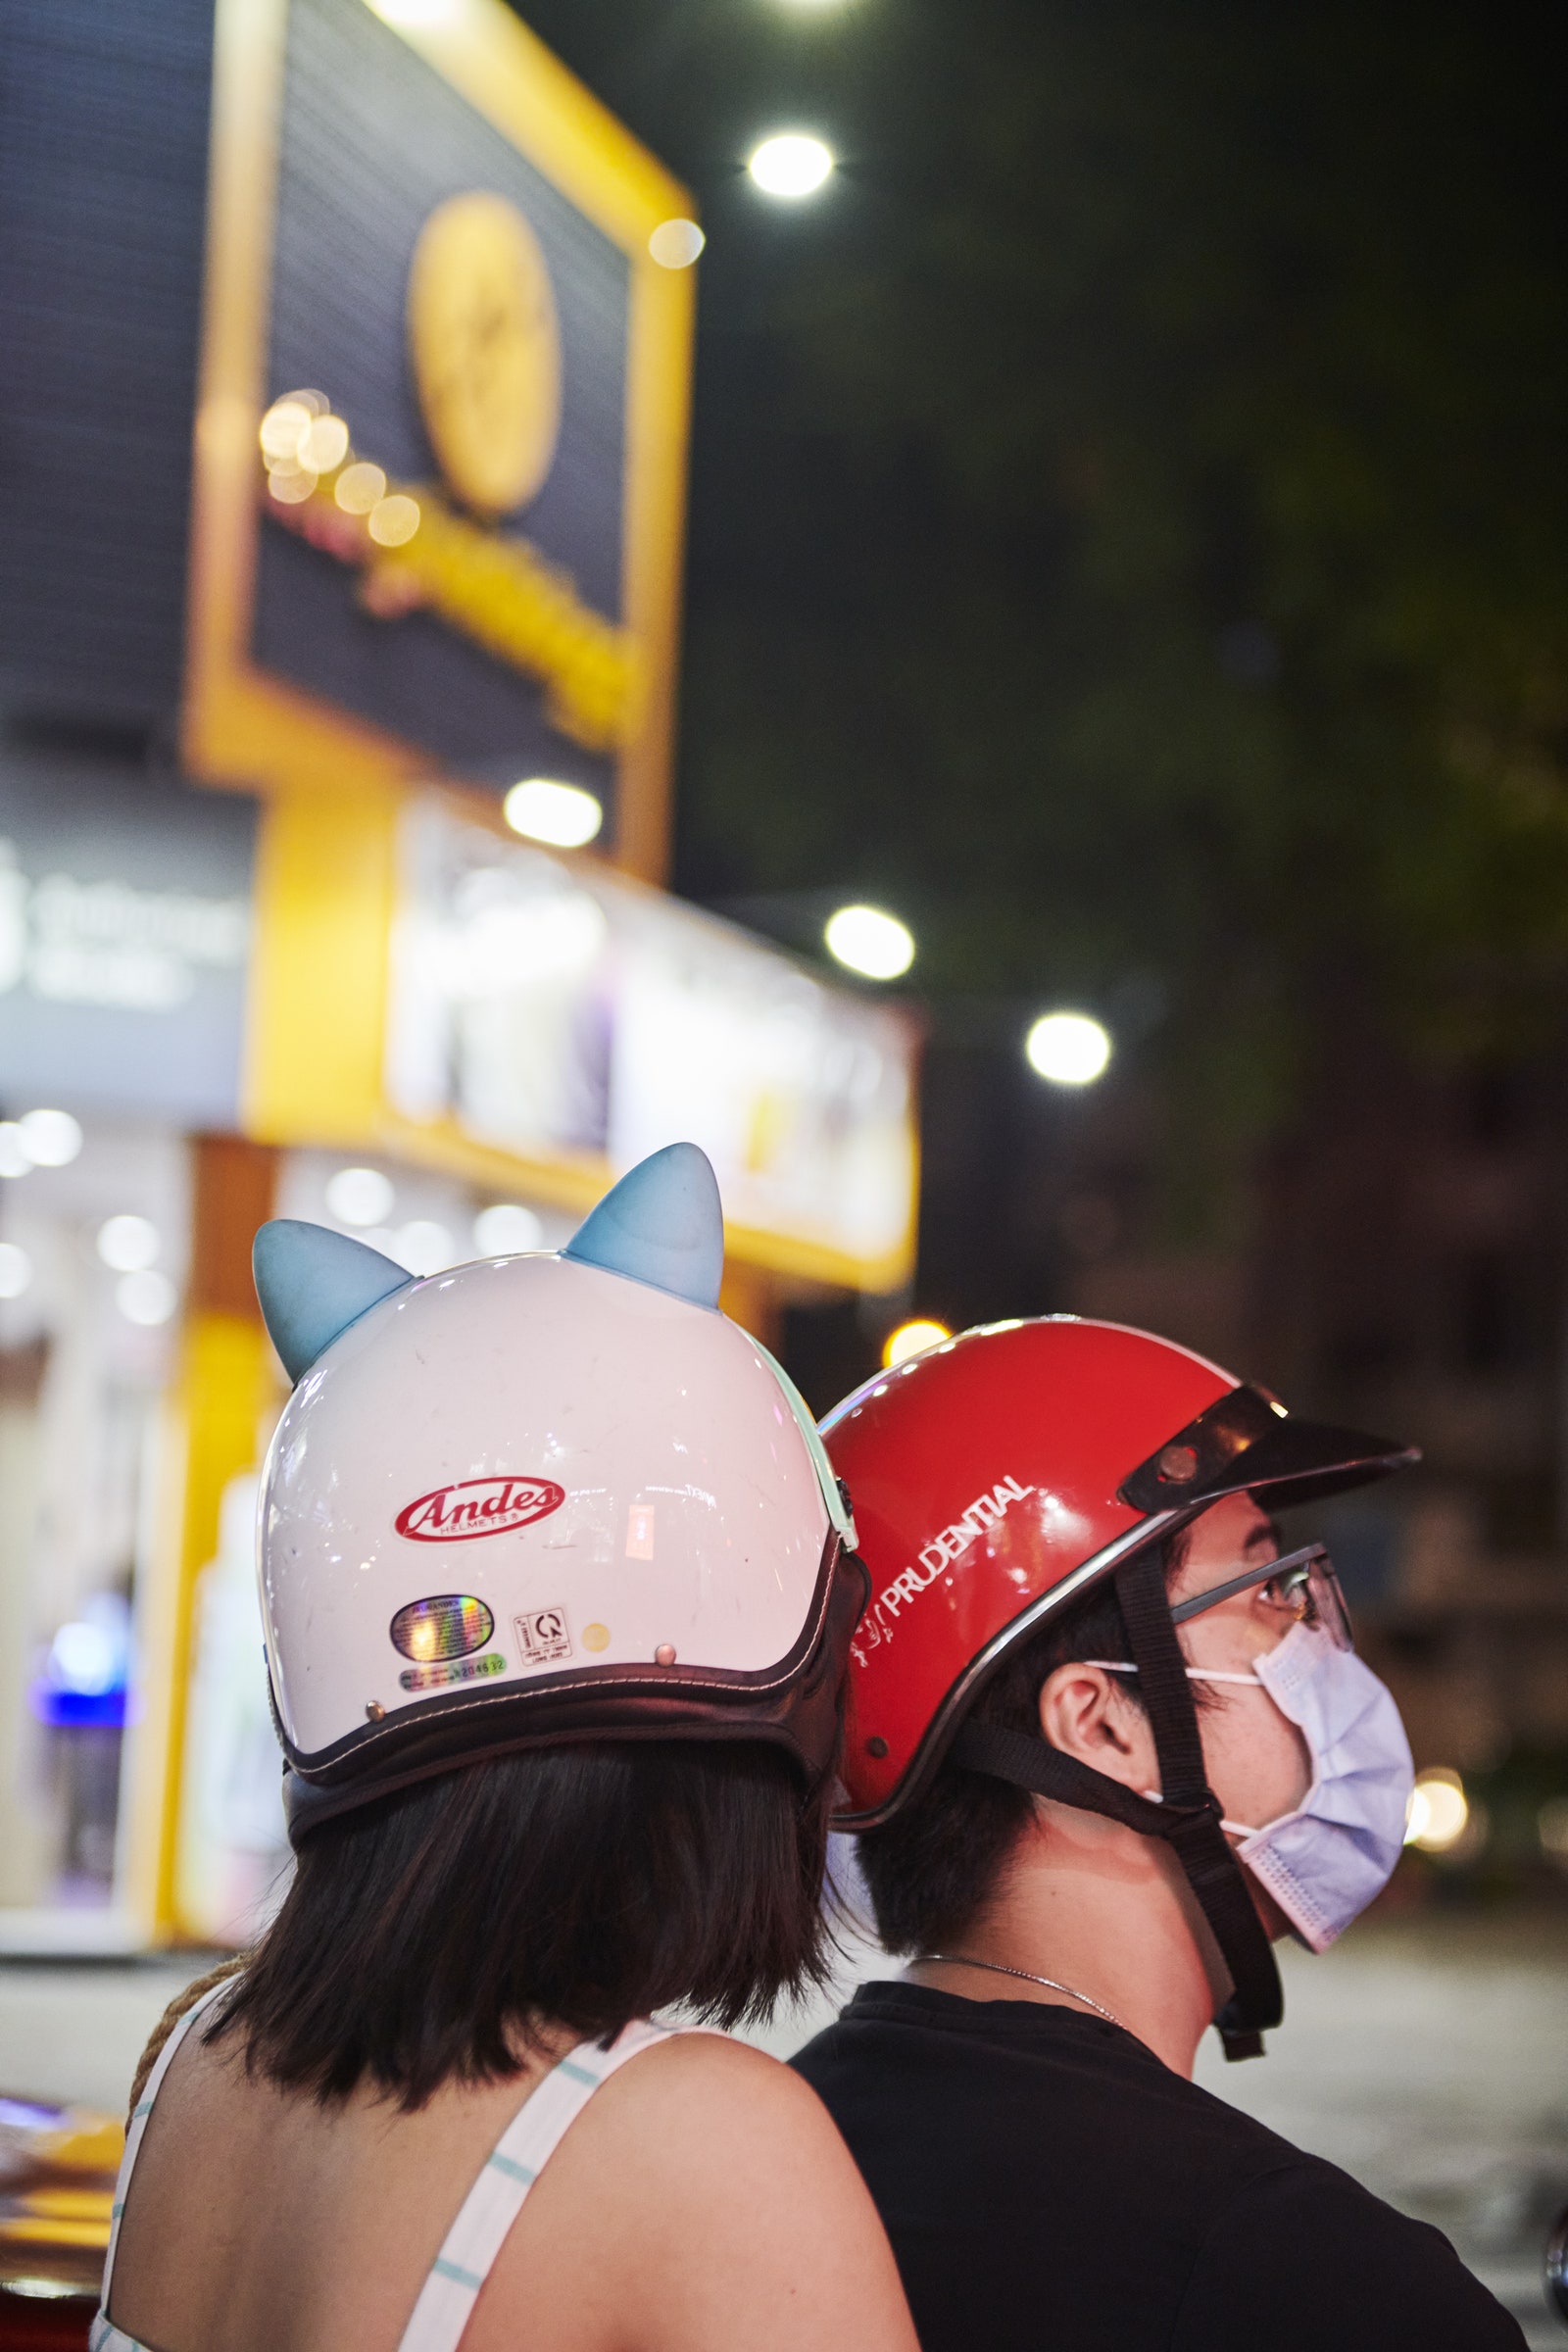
[{"left": 1242, "top": 1519, "right": 1282, "bottom": 1558}]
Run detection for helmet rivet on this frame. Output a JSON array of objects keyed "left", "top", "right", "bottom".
[
  {"left": 655, "top": 1642, "right": 677, "bottom": 1666},
  {"left": 866, "top": 1735, "right": 890, "bottom": 1758},
  {"left": 1157, "top": 1444, "right": 1198, "bottom": 1483},
  {"left": 366, "top": 1700, "right": 386, "bottom": 1722}
]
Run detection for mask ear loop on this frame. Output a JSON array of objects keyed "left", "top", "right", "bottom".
[
  {"left": 1086, "top": 1658, "right": 1281, "bottom": 1838},
  {"left": 1088, "top": 1661, "right": 1261, "bottom": 1686}
]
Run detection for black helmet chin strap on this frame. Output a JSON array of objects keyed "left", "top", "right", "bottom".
[{"left": 951, "top": 1547, "right": 1283, "bottom": 2062}]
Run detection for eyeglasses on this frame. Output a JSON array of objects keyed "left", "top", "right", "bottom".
[{"left": 1167, "top": 1542, "right": 1352, "bottom": 1650}]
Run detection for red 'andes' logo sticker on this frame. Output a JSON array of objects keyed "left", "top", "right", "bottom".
[{"left": 395, "top": 1476, "right": 565, "bottom": 1543}]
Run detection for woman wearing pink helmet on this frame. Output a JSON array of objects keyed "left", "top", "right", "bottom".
[{"left": 95, "top": 1146, "right": 916, "bottom": 2352}]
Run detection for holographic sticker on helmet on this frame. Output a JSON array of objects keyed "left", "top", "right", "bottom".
[
  {"left": 394, "top": 1475, "right": 565, "bottom": 1542},
  {"left": 390, "top": 1593, "right": 496, "bottom": 1663}
]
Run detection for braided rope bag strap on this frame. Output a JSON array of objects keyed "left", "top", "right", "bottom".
[{"left": 125, "top": 1958, "right": 249, "bottom": 2127}]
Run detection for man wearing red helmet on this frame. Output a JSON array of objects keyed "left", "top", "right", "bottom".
[{"left": 795, "top": 1317, "right": 1525, "bottom": 2350}]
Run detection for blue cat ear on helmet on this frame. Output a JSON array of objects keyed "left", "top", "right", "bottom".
[
  {"left": 564, "top": 1140, "right": 724, "bottom": 1310},
  {"left": 253, "top": 1220, "right": 413, "bottom": 1384},
  {"left": 254, "top": 1144, "right": 724, "bottom": 1384}
]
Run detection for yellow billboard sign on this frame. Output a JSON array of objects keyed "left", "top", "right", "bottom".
[
  {"left": 184, "top": 0, "right": 696, "bottom": 884},
  {"left": 244, "top": 785, "right": 920, "bottom": 1292}
]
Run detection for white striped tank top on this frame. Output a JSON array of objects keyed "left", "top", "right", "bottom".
[{"left": 92, "top": 1980, "right": 684, "bottom": 2352}]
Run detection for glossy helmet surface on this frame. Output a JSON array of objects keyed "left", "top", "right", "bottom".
[
  {"left": 254, "top": 1144, "right": 861, "bottom": 1839},
  {"left": 822, "top": 1315, "right": 1415, "bottom": 1825}
]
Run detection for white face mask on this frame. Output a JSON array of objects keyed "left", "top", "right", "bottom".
[{"left": 1192, "top": 1622, "right": 1414, "bottom": 1953}]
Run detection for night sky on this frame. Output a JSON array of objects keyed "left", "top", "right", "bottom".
[{"left": 508, "top": 1, "right": 1568, "bottom": 1400}]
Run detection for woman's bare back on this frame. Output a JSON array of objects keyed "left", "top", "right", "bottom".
[{"left": 108, "top": 2013, "right": 918, "bottom": 2352}]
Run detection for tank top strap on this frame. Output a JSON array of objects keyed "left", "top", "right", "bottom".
[
  {"left": 395, "top": 2018, "right": 689, "bottom": 2352},
  {"left": 98, "top": 1977, "right": 237, "bottom": 2314}
]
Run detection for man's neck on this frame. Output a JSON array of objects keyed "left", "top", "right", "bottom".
[{"left": 904, "top": 1804, "right": 1222, "bottom": 2077}]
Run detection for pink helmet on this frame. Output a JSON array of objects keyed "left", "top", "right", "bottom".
[{"left": 253, "top": 1145, "right": 863, "bottom": 1839}]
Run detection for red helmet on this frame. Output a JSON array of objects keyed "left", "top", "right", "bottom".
[
  {"left": 822, "top": 1316, "right": 1417, "bottom": 2061},
  {"left": 822, "top": 1316, "right": 1416, "bottom": 1827}
]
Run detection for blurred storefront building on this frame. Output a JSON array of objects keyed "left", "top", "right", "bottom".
[{"left": 0, "top": 0, "right": 917, "bottom": 1949}]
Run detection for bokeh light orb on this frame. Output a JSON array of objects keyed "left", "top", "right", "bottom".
[
  {"left": 503, "top": 777, "right": 604, "bottom": 849},
  {"left": 748, "top": 133, "right": 835, "bottom": 200},
  {"left": 1025, "top": 1011, "right": 1112, "bottom": 1087},
  {"left": 825, "top": 904, "right": 914, "bottom": 980},
  {"left": 1404, "top": 1767, "right": 1469, "bottom": 1852},
  {"left": 883, "top": 1317, "right": 952, "bottom": 1369},
  {"left": 649, "top": 219, "right": 706, "bottom": 269}
]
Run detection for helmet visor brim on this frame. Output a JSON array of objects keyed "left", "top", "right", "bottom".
[{"left": 1118, "top": 1383, "right": 1418, "bottom": 1517}]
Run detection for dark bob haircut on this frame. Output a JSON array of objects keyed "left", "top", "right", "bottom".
[
  {"left": 858, "top": 1532, "right": 1200, "bottom": 1957},
  {"left": 210, "top": 1739, "right": 836, "bottom": 2108}
]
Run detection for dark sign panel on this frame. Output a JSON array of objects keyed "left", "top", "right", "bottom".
[
  {"left": 0, "top": 0, "right": 215, "bottom": 731},
  {"left": 254, "top": 0, "right": 629, "bottom": 806}
]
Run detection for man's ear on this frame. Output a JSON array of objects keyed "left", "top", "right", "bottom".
[{"left": 1038, "top": 1664, "right": 1159, "bottom": 1795}]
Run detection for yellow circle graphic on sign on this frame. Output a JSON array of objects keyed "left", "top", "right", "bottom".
[
  {"left": 408, "top": 191, "right": 562, "bottom": 518},
  {"left": 582, "top": 1622, "right": 612, "bottom": 1652}
]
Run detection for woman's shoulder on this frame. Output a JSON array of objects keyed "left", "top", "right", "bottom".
[
  {"left": 586, "top": 2028, "right": 854, "bottom": 2185},
  {"left": 612, "top": 2026, "right": 819, "bottom": 2105},
  {"left": 559, "top": 2030, "right": 905, "bottom": 2291},
  {"left": 476, "top": 2029, "right": 917, "bottom": 2352}
]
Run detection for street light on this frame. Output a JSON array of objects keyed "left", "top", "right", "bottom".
[
  {"left": 748, "top": 133, "right": 835, "bottom": 200},
  {"left": 1025, "top": 1010, "right": 1111, "bottom": 1087},
  {"left": 504, "top": 777, "right": 604, "bottom": 849},
  {"left": 824, "top": 904, "right": 915, "bottom": 980}
]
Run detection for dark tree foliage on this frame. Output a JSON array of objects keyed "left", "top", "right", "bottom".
[{"left": 517, "top": 0, "right": 1568, "bottom": 1200}]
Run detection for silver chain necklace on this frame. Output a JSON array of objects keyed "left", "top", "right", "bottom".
[{"left": 917, "top": 1952, "right": 1128, "bottom": 2034}]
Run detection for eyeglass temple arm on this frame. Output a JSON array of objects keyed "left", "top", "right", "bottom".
[{"left": 1166, "top": 1543, "right": 1325, "bottom": 1626}]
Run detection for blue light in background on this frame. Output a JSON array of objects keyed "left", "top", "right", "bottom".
[{"left": 30, "top": 1592, "right": 131, "bottom": 1731}]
